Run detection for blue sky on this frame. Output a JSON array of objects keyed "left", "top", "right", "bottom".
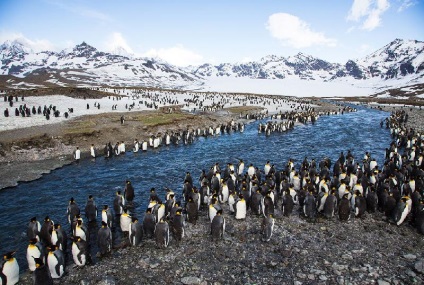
[{"left": 0, "top": 0, "right": 423, "bottom": 66}]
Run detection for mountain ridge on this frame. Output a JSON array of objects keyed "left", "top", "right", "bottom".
[{"left": 1, "top": 38, "right": 423, "bottom": 90}]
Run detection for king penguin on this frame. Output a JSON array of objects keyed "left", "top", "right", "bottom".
[
  {"left": 71, "top": 236, "right": 88, "bottom": 267},
  {"left": 338, "top": 193, "right": 351, "bottom": 221},
  {"left": 51, "top": 223, "right": 67, "bottom": 252},
  {"left": 46, "top": 246, "right": 65, "bottom": 279},
  {"left": 235, "top": 194, "right": 247, "bottom": 220},
  {"left": 129, "top": 217, "right": 143, "bottom": 246},
  {"left": 323, "top": 190, "right": 337, "bottom": 219},
  {"left": 211, "top": 209, "right": 225, "bottom": 241},
  {"left": 84, "top": 195, "right": 97, "bottom": 223},
  {"left": 102, "top": 205, "right": 113, "bottom": 229},
  {"left": 27, "top": 217, "right": 41, "bottom": 242},
  {"left": 33, "top": 257, "right": 53, "bottom": 285},
  {"left": 154, "top": 218, "right": 170, "bottom": 249},
  {"left": 26, "top": 238, "right": 44, "bottom": 272},
  {"left": 97, "top": 221, "right": 112, "bottom": 256},
  {"left": 186, "top": 197, "right": 198, "bottom": 225},
  {"left": 281, "top": 189, "right": 294, "bottom": 217},
  {"left": 1, "top": 251, "right": 19, "bottom": 285},
  {"left": 261, "top": 214, "right": 275, "bottom": 242},
  {"left": 172, "top": 209, "right": 185, "bottom": 247},
  {"left": 143, "top": 208, "right": 156, "bottom": 239}
]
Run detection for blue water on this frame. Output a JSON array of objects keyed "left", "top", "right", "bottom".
[{"left": 0, "top": 105, "right": 391, "bottom": 270}]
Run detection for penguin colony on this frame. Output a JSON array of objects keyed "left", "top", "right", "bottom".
[{"left": 2, "top": 108, "right": 424, "bottom": 284}]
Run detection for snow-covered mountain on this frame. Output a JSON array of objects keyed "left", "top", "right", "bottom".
[{"left": 0, "top": 39, "right": 423, "bottom": 91}]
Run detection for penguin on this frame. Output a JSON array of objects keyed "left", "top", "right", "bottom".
[
  {"left": 366, "top": 186, "right": 378, "bottom": 213},
  {"left": 124, "top": 180, "right": 135, "bottom": 203},
  {"left": 354, "top": 191, "right": 367, "bottom": 218},
  {"left": 338, "top": 193, "right": 351, "bottom": 221},
  {"left": 384, "top": 193, "right": 397, "bottom": 218},
  {"left": 154, "top": 218, "right": 170, "bottom": 249},
  {"left": 303, "top": 190, "right": 316, "bottom": 221},
  {"left": 393, "top": 197, "right": 410, "bottom": 226},
  {"left": 235, "top": 194, "right": 247, "bottom": 220},
  {"left": 120, "top": 208, "right": 132, "bottom": 236},
  {"left": 211, "top": 209, "right": 225, "bottom": 242},
  {"left": 85, "top": 195, "right": 97, "bottom": 223},
  {"left": 209, "top": 197, "right": 221, "bottom": 222},
  {"left": 228, "top": 193, "right": 236, "bottom": 215},
  {"left": 71, "top": 236, "right": 88, "bottom": 267},
  {"left": 219, "top": 180, "right": 229, "bottom": 203},
  {"left": 102, "top": 205, "right": 113, "bottom": 228},
  {"left": 262, "top": 192, "right": 274, "bottom": 217},
  {"left": 261, "top": 214, "right": 275, "bottom": 242},
  {"left": 155, "top": 201, "right": 166, "bottom": 223},
  {"left": 27, "top": 217, "right": 41, "bottom": 242},
  {"left": 129, "top": 218, "right": 143, "bottom": 246},
  {"left": 51, "top": 224, "right": 67, "bottom": 251},
  {"left": 67, "top": 197, "right": 80, "bottom": 224},
  {"left": 33, "top": 257, "right": 53, "bottom": 285},
  {"left": 165, "top": 194, "right": 176, "bottom": 218},
  {"left": 280, "top": 189, "right": 293, "bottom": 216},
  {"left": 250, "top": 188, "right": 263, "bottom": 216},
  {"left": 74, "top": 219, "right": 88, "bottom": 241},
  {"left": 46, "top": 246, "right": 65, "bottom": 279},
  {"left": 143, "top": 208, "right": 156, "bottom": 239},
  {"left": 323, "top": 190, "right": 337, "bottom": 219},
  {"left": 113, "top": 191, "right": 125, "bottom": 215},
  {"left": 26, "top": 238, "right": 44, "bottom": 272},
  {"left": 186, "top": 197, "right": 198, "bottom": 225},
  {"left": 40, "top": 216, "right": 53, "bottom": 245},
  {"left": 317, "top": 192, "right": 328, "bottom": 213},
  {"left": 1, "top": 252, "right": 19, "bottom": 285},
  {"left": 172, "top": 209, "right": 185, "bottom": 246},
  {"left": 97, "top": 222, "right": 112, "bottom": 256}
]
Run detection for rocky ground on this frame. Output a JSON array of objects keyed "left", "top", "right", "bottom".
[{"left": 18, "top": 204, "right": 424, "bottom": 285}]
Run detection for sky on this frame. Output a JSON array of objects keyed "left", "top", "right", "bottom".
[{"left": 0, "top": 0, "right": 423, "bottom": 66}]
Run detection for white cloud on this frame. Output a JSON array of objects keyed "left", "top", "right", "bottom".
[
  {"left": 104, "top": 32, "right": 134, "bottom": 54},
  {"left": 142, "top": 45, "right": 204, "bottom": 67},
  {"left": 0, "top": 31, "right": 57, "bottom": 52},
  {"left": 347, "top": 0, "right": 390, "bottom": 31},
  {"left": 397, "top": 0, "right": 417, "bottom": 12},
  {"left": 266, "top": 13, "right": 337, "bottom": 48}
]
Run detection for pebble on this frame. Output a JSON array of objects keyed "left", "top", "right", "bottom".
[
  {"left": 403, "top": 254, "right": 417, "bottom": 260},
  {"left": 377, "top": 280, "right": 390, "bottom": 285},
  {"left": 414, "top": 259, "right": 424, "bottom": 274},
  {"left": 181, "top": 276, "right": 202, "bottom": 285}
]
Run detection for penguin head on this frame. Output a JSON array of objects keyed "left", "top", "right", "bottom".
[
  {"left": 44, "top": 216, "right": 50, "bottom": 222},
  {"left": 176, "top": 209, "right": 182, "bottom": 216},
  {"left": 103, "top": 205, "right": 109, "bottom": 210},
  {"left": 3, "top": 251, "right": 16, "bottom": 261},
  {"left": 132, "top": 217, "right": 138, "bottom": 223},
  {"left": 29, "top": 238, "right": 38, "bottom": 245},
  {"left": 34, "top": 257, "right": 44, "bottom": 267},
  {"left": 101, "top": 221, "right": 108, "bottom": 228},
  {"left": 30, "top": 217, "right": 37, "bottom": 222},
  {"left": 69, "top": 197, "right": 75, "bottom": 204}
]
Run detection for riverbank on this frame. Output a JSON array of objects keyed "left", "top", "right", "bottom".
[{"left": 0, "top": 93, "right": 341, "bottom": 189}]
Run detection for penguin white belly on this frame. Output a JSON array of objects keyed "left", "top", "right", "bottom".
[
  {"left": 209, "top": 206, "right": 217, "bottom": 223},
  {"left": 47, "top": 254, "right": 62, "bottom": 278},
  {"left": 142, "top": 142, "right": 148, "bottom": 151},
  {"left": 51, "top": 231, "right": 58, "bottom": 246},
  {"left": 157, "top": 207, "right": 165, "bottom": 222},
  {"left": 236, "top": 202, "right": 246, "bottom": 219},
  {"left": 120, "top": 215, "right": 131, "bottom": 232},
  {"left": 27, "top": 246, "right": 41, "bottom": 271},
  {"left": 72, "top": 244, "right": 85, "bottom": 266},
  {"left": 221, "top": 186, "right": 229, "bottom": 203},
  {"left": 2, "top": 259, "right": 19, "bottom": 285},
  {"left": 75, "top": 227, "right": 86, "bottom": 241}
]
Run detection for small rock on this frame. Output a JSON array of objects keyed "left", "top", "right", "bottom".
[
  {"left": 377, "top": 280, "right": 390, "bottom": 285},
  {"left": 319, "top": 275, "right": 328, "bottom": 281},
  {"left": 407, "top": 270, "right": 417, "bottom": 277},
  {"left": 307, "top": 274, "right": 315, "bottom": 280},
  {"left": 414, "top": 259, "right": 424, "bottom": 274},
  {"left": 181, "top": 276, "right": 202, "bottom": 285},
  {"left": 403, "top": 254, "right": 417, "bottom": 260},
  {"left": 97, "top": 276, "right": 116, "bottom": 285},
  {"left": 336, "top": 276, "right": 344, "bottom": 285}
]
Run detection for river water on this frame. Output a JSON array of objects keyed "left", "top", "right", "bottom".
[{"left": 0, "top": 105, "right": 392, "bottom": 270}]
